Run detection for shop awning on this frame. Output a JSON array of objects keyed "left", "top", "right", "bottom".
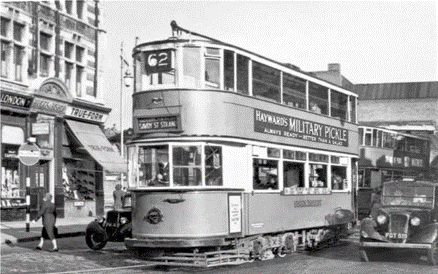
[{"left": 65, "top": 119, "right": 127, "bottom": 173}]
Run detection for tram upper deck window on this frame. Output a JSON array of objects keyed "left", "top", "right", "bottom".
[
  {"left": 224, "top": 50, "right": 234, "bottom": 91},
  {"left": 330, "top": 90, "right": 348, "bottom": 120},
  {"left": 308, "top": 82, "right": 328, "bottom": 115},
  {"left": 135, "top": 50, "right": 176, "bottom": 92},
  {"left": 138, "top": 145, "right": 169, "bottom": 187},
  {"left": 237, "top": 54, "right": 249, "bottom": 95},
  {"left": 204, "top": 48, "right": 220, "bottom": 88},
  {"left": 183, "top": 46, "right": 201, "bottom": 88},
  {"left": 283, "top": 73, "right": 306, "bottom": 109},
  {"left": 173, "top": 145, "right": 202, "bottom": 186},
  {"left": 205, "top": 146, "right": 223, "bottom": 186},
  {"left": 253, "top": 159, "right": 279, "bottom": 190},
  {"left": 252, "top": 61, "right": 281, "bottom": 103}
]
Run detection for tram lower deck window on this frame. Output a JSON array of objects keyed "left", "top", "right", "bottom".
[
  {"left": 253, "top": 159, "right": 279, "bottom": 190},
  {"left": 283, "top": 161, "right": 304, "bottom": 188},
  {"left": 138, "top": 145, "right": 169, "bottom": 187},
  {"left": 309, "top": 164, "right": 327, "bottom": 188},
  {"left": 173, "top": 145, "right": 202, "bottom": 186}
]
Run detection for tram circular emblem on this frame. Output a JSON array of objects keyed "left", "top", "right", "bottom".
[{"left": 144, "top": 207, "right": 163, "bottom": 224}]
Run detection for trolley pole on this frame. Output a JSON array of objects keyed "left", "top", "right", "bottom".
[{"left": 26, "top": 177, "right": 31, "bottom": 232}]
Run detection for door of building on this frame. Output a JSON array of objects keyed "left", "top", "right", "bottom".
[{"left": 29, "top": 160, "right": 50, "bottom": 218}]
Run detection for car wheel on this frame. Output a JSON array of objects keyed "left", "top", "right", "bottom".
[
  {"left": 85, "top": 230, "right": 108, "bottom": 250},
  {"left": 427, "top": 242, "right": 438, "bottom": 266}
]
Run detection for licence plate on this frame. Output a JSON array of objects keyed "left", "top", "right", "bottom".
[{"left": 385, "top": 232, "right": 407, "bottom": 239}]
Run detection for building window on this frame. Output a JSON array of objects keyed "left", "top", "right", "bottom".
[
  {"left": 40, "top": 53, "right": 50, "bottom": 77},
  {"left": 349, "top": 96, "right": 356, "bottom": 123},
  {"left": 75, "top": 46, "right": 84, "bottom": 63},
  {"left": 236, "top": 54, "right": 249, "bottom": 95},
  {"left": 76, "top": 66, "right": 83, "bottom": 96},
  {"left": 308, "top": 82, "right": 328, "bottom": 115},
  {"left": 13, "top": 23, "right": 23, "bottom": 43},
  {"left": 205, "top": 146, "right": 222, "bottom": 186},
  {"left": 13, "top": 45, "right": 23, "bottom": 81},
  {"left": 253, "top": 158, "right": 279, "bottom": 190},
  {"left": 40, "top": 32, "right": 51, "bottom": 52},
  {"left": 331, "top": 90, "right": 348, "bottom": 120},
  {"left": 65, "top": 0, "right": 73, "bottom": 14},
  {"left": 223, "top": 50, "right": 234, "bottom": 91},
  {"left": 77, "top": 0, "right": 84, "bottom": 19},
  {"left": 252, "top": 61, "right": 281, "bottom": 103},
  {"left": 204, "top": 48, "right": 220, "bottom": 89},
  {"left": 65, "top": 61, "right": 73, "bottom": 89},
  {"left": 364, "top": 128, "right": 372, "bottom": 146},
  {"left": 1, "top": 17, "right": 10, "bottom": 37},
  {"left": 283, "top": 73, "right": 306, "bottom": 109},
  {"left": 173, "top": 145, "right": 202, "bottom": 186},
  {"left": 65, "top": 41, "right": 74, "bottom": 59},
  {"left": 1, "top": 42, "right": 10, "bottom": 77}
]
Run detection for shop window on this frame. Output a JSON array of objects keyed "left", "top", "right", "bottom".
[
  {"left": 204, "top": 48, "right": 220, "bottom": 88},
  {"left": 309, "top": 164, "right": 327, "bottom": 188},
  {"left": 253, "top": 158, "right": 278, "bottom": 190},
  {"left": 205, "top": 146, "right": 222, "bottom": 186},
  {"left": 138, "top": 145, "right": 169, "bottom": 187},
  {"left": 173, "top": 145, "right": 202, "bottom": 186},
  {"left": 283, "top": 161, "right": 304, "bottom": 188},
  {"left": 1, "top": 144, "right": 23, "bottom": 204},
  {"left": 223, "top": 50, "right": 234, "bottom": 91},
  {"left": 331, "top": 166, "right": 347, "bottom": 190},
  {"left": 252, "top": 61, "right": 281, "bottom": 103},
  {"left": 330, "top": 90, "right": 348, "bottom": 120},
  {"left": 283, "top": 73, "right": 306, "bottom": 109},
  {"left": 183, "top": 47, "right": 201, "bottom": 88},
  {"left": 236, "top": 54, "right": 249, "bottom": 95},
  {"left": 308, "top": 82, "right": 328, "bottom": 115},
  {"left": 62, "top": 160, "right": 96, "bottom": 200}
]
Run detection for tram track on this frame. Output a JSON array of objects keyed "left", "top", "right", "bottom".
[{"left": 46, "top": 262, "right": 156, "bottom": 274}]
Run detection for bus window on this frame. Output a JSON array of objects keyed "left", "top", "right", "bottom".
[
  {"left": 183, "top": 47, "right": 201, "bottom": 88},
  {"left": 330, "top": 90, "right": 348, "bottom": 120},
  {"left": 283, "top": 73, "right": 306, "bottom": 109},
  {"left": 331, "top": 166, "right": 347, "bottom": 190},
  {"left": 138, "top": 145, "right": 169, "bottom": 187},
  {"left": 236, "top": 54, "right": 249, "bottom": 95},
  {"left": 253, "top": 159, "right": 278, "bottom": 190},
  {"left": 173, "top": 145, "right": 202, "bottom": 186},
  {"left": 308, "top": 82, "right": 328, "bottom": 115},
  {"left": 283, "top": 162, "right": 304, "bottom": 188},
  {"left": 223, "top": 50, "right": 234, "bottom": 91},
  {"left": 309, "top": 164, "right": 327, "bottom": 188},
  {"left": 205, "top": 146, "right": 223, "bottom": 186},
  {"left": 252, "top": 61, "right": 281, "bottom": 103},
  {"left": 204, "top": 48, "right": 220, "bottom": 89}
]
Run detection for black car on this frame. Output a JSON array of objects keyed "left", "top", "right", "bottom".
[{"left": 359, "top": 179, "right": 438, "bottom": 265}]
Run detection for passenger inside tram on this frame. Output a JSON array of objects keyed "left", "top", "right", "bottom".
[{"left": 310, "top": 102, "right": 322, "bottom": 114}]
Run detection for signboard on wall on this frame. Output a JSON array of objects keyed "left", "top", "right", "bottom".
[
  {"left": 137, "top": 115, "right": 181, "bottom": 133},
  {"left": 65, "top": 106, "right": 108, "bottom": 123},
  {"left": 254, "top": 109, "right": 349, "bottom": 147}
]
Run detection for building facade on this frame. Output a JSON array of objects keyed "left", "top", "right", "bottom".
[{"left": 1, "top": 1, "right": 125, "bottom": 221}]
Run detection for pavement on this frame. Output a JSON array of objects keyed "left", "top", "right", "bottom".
[{"left": 1, "top": 216, "right": 96, "bottom": 246}]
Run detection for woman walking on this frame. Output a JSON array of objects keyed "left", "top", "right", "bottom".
[{"left": 32, "top": 193, "right": 58, "bottom": 251}]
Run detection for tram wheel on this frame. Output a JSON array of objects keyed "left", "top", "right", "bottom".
[{"left": 275, "top": 246, "right": 287, "bottom": 258}]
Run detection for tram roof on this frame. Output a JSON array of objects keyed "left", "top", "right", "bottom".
[{"left": 133, "top": 38, "right": 357, "bottom": 96}]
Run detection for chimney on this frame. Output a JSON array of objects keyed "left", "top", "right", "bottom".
[{"left": 328, "top": 63, "right": 340, "bottom": 72}]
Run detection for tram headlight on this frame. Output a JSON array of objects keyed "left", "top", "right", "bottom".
[
  {"left": 410, "top": 217, "right": 420, "bottom": 226},
  {"left": 376, "top": 215, "right": 387, "bottom": 225}
]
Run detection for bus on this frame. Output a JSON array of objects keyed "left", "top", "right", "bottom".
[{"left": 124, "top": 21, "right": 359, "bottom": 267}]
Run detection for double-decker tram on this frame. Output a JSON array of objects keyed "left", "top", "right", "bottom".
[{"left": 124, "top": 21, "right": 359, "bottom": 267}]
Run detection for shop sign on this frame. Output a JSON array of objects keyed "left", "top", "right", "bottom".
[
  {"left": 32, "top": 122, "right": 50, "bottom": 135},
  {"left": 2, "top": 146, "right": 18, "bottom": 159},
  {"left": 1, "top": 91, "right": 33, "bottom": 109},
  {"left": 144, "top": 49, "right": 173, "bottom": 74},
  {"left": 65, "top": 106, "right": 108, "bottom": 123},
  {"left": 18, "top": 143, "right": 41, "bottom": 166},
  {"left": 137, "top": 116, "right": 180, "bottom": 132},
  {"left": 254, "top": 109, "right": 348, "bottom": 147},
  {"left": 31, "top": 98, "right": 67, "bottom": 116}
]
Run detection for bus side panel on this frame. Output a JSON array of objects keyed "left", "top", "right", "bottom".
[
  {"left": 246, "top": 192, "right": 352, "bottom": 235},
  {"left": 132, "top": 191, "right": 234, "bottom": 238}
]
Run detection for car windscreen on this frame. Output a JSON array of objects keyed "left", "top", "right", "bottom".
[{"left": 382, "top": 185, "right": 434, "bottom": 208}]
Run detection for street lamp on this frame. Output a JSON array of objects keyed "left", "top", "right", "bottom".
[{"left": 120, "top": 69, "right": 133, "bottom": 187}]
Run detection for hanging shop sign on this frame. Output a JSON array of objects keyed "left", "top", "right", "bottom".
[
  {"left": 18, "top": 143, "right": 41, "bottom": 166},
  {"left": 32, "top": 122, "right": 50, "bottom": 135},
  {"left": 31, "top": 98, "right": 67, "bottom": 116},
  {"left": 137, "top": 115, "right": 181, "bottom": 133},
  {"left": 144, "top": 49, "right": 173, "bottom": 74},
  {"left": 254, "top": 109, "right": 349, "bottom": 147},
  {"left": 1, "top": 91, "right": 33, "bottom": 109},
  {"left": 65, "top": 106, "right": 108, "bottom": 123}
]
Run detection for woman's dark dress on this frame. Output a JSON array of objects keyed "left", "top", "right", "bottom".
[{"left": 34, "top": 200, "right": 57, "bottom": 240}]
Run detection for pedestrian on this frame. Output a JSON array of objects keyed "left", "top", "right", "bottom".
[
  {"left": 113, "top": 184, "right": 125, "bottom": 210},
  {"left": 32, "top": 193, "right": 58, "bottom": 252}
]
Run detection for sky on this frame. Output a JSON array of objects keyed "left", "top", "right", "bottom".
[{"left": 101, "top": 0, "right": 437, "bottom": 131}]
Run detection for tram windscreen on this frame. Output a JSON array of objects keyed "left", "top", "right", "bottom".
[{"left": 138, "top": 145, "right": 169, "bottom": 187}]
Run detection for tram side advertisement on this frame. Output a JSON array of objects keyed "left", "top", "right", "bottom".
[{"left": 254, "top": 109, "right": 348, "bottom": 147}]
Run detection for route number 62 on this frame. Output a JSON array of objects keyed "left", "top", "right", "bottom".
[{"left": 145, "top": 49, "right": 172, "bottom": 73}]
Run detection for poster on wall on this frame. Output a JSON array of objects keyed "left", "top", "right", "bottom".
[{"left": 228, "top": 194, "right": 242, "bottom": 234}]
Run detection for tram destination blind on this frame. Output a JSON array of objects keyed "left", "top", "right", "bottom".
[{"left": 137, "top": 116, "right": 180, "bottom": 132}]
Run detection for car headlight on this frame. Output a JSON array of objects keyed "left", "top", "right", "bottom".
[
  {"left": 120, "top": 217, "right": 128, "bottom": 224},
  {"left": 377, "top": 215, "right": 387, "bottom": 225},
  {"left": 410, "top": 217, "right": 420, "bottom": 226}
]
